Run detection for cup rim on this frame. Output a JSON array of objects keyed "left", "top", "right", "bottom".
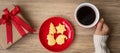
[{"left": 74, "top": 3, "right": 100, "bottom": 28}]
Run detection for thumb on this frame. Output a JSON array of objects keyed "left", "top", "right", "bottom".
[{"left": 96, "top": 18, "right": 104, "bottom": 31}]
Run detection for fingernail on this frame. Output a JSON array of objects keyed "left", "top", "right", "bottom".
[{"left": 101, "top": 18, "right": 104, "bottom": 22}]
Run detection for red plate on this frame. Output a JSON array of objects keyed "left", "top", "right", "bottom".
[{"left": 39, "top": 16, "right": 74, "bottom": 52}]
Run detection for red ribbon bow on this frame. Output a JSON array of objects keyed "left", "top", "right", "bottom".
[{"left": 0, "top": 5, "right": 35, "bottom": 44}]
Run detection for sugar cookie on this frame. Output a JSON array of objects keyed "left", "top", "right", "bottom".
[
  {"left": 56, "top": 23, "right": 66, "bottom": 34},
  {"left": 56, "top": 35, "right": 67, "bottom": 45},
  {"left": 47, "top": 23, "right": 67, "bottom": 46},
  {"left": 49, "top": 23, "right": 56, "bottom": 35},
  {"left": 47, "top": 34, "right": 56, "bottom": 46}
]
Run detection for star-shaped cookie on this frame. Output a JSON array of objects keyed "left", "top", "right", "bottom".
[{"left": 56, "top": 23, "right": 66, "bottom": 34}]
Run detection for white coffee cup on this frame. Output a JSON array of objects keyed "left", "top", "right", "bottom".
[{"left": 74, "top": 3, "right": 100, "bottom": 28}]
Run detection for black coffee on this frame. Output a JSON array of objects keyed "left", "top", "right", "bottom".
[{"left": 77, "top": 6, "right": 95, "bottom": 25}]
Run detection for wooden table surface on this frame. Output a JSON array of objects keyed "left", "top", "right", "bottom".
[{"left": 0, "top": 0, "right": 120, "bottom": 53}]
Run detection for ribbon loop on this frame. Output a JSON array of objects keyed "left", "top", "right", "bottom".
[
  {"left": 11, "top": 6, "right": 20, "bottom": 15},
  {"left": 3, "top": 8, "right": 9, "bottom": 15},
  {"left": 0, "top": 15, "right": 6, "bottom": 24}
]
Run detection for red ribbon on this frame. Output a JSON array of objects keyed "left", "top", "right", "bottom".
[{"left": 0, "top": 5, "right": 35, "bottom": 44}]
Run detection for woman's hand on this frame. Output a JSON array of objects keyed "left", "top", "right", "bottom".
[{"left": 95, "top": 18, "right": 109, "bottom": 35}]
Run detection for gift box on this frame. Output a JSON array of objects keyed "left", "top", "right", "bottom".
[{"left": 0, "top": 5, "right": 35, "bottom": 49}]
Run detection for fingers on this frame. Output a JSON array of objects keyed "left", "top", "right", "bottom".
[
  {"left": 102, "top": 22, "right": 109, "bottom": 33},
  {"left": 95, "top": 18, "right": 110, "bottom": 35},
  {"left": 96, "top": 18, "right": 104, "bottom": 31}
]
